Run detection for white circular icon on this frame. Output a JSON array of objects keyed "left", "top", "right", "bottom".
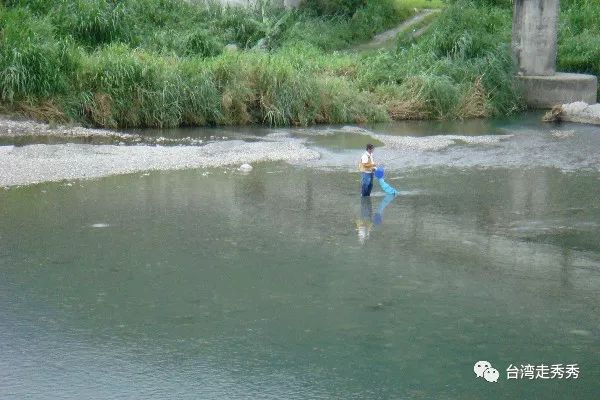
[
  {"left": 474, "top": 361, "right": 492, "bottom": 378},
  {"left": 483, "top": 367, "right": 500, "bottom": 383}
]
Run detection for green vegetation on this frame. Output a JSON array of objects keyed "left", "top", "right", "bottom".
[
  {"left": 394, "top": 10, "right": 440, "bottom": 49},
  {"left": 278, "top": 0, "right": 414, "bottom": 51},
  {"left": 359, "top": 1, "right": 522, "bottom": 119},
  {"left": 0, "top": 0, "right": 403, "bottom": 127},
  {"left": 558, "top": 0, "right": 600, "bottom": 95},
  {"left": 0, "top": 0, "right": 597, "bottom": 128},
  {"left": 400, "top": 0, "right": 444, "bottom": 9}
]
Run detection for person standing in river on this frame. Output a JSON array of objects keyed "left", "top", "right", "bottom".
[{"left": 359, "top": 144, "right": 376, "bottom": 197}]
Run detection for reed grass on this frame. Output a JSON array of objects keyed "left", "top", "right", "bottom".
[{"left": 0, "top": 0, "right": 595, "bottom": 127}]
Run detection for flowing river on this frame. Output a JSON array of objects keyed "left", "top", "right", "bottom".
[{"left": 1, "top": 113, "right": 599, "bottom": 399}]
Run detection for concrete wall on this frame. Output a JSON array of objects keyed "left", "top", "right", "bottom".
[{"left": 518, "top": 73, "right": 598, "bottom": 108}]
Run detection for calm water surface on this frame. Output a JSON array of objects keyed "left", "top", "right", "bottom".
[{"left": 1, "top": 114, "right": 599, "bottom": 399}]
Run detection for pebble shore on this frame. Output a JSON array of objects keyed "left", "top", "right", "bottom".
[
  {"left": 0, "top": 116, "right": 320, "bottom": 187},
  {"left": 0, "top": 115, "right": 138, "bottom": 140}
]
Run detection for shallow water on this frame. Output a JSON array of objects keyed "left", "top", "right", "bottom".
[{"left": 1, "top": 113, "right": 599, "bottom": 399}]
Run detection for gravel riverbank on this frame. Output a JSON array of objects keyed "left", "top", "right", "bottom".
[
  {"left": 0, "top": 115, "right": 137, "bottom": 140},
  {"left": 0, "top": 116, "right": 320, "bottom": 187}
]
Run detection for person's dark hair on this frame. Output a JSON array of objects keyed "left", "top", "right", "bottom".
[{"left": 366, "top": 144, "right": 374, "bottom": 151}]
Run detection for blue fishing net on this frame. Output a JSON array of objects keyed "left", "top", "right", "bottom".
[
  {"left": 377, "top": 178, "right": 398, "bottom": 195},
  {"left": 374, "top": 168, "right": 398, "bottom": 195}
]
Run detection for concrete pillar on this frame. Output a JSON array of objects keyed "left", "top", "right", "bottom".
[
  {"left": 512, "top": 0, "right": 597, "bottom": 108},
  {"left": 512, "top": 0, "right": 560, "bottom": 76}
]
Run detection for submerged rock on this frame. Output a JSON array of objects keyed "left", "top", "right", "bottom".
[
  {"left": 550, "top": 129, "right": 575, "bottom": 139},
  {"left": 543, "top": 102, "right": 600, "bottom": 125}
]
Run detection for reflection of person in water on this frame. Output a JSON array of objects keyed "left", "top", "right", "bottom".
[
  {"left": 373, "top": 194, "right": 396, "bottom": 225},
  {"left": 356, "top": 197, "right": 373, "bottom": 244},
  {"left": 356, "top": 194, "right": 396, "bottom": 244}
]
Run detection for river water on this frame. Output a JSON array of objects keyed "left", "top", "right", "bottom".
[{"left": 1, "top": 113, "right": 599, "bottom": 399}]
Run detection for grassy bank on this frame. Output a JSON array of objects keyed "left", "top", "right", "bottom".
[
  {"left": 0, "top": 0, "right": 596, "bottom": 128},
  {"left": 558, "top": 0, "right": 600, "bottom": 92},
  {"left": 356, "top": 1, "right": 520, "bottom": 119},
  {"left": 1, "top": 0, "right": 408, "bottom": 127}
]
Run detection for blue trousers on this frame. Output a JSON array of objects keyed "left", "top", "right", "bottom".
[{"left": 361, "top": 172, "right": 373, "bottom": 197}]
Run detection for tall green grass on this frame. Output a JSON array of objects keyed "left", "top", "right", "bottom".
[
  {"left": 58, "top": 43, "right": 387, "bottom": 128},
  {"left": 0, "top": 0, "right": 394, "bottom": 126},
  {"left": 2, "top": 0, "right": 595, "bottom": 128},
  {"left": 0, "top": 7, "right": 81, "bottom": 101},
  {"left": 281, "top": 0, "right": 412, "bottom": 50},
  {"left": 558, "top": 0, "right": 600, "bottom": 90},
  {"left": 356, "top": 1, "right": 522, "bottom": 119}
]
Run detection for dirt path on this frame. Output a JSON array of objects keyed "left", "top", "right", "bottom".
[{"left": 351, "top": 8, "right": 440, "bottom": 53}]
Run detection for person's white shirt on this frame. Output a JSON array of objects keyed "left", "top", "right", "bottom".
[{"left": 361, "top": 151, "right": 373, "bottom": 164}]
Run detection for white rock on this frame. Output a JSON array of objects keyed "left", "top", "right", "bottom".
[
  {"left": 239, "top": 163, "right": 253, "bottom": 172},
  {"left": 547, "top": 101, "right": 600, "bottom": 125},
  {"left": 563, "top": 101, "right": 589, "bottom": 114}
]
